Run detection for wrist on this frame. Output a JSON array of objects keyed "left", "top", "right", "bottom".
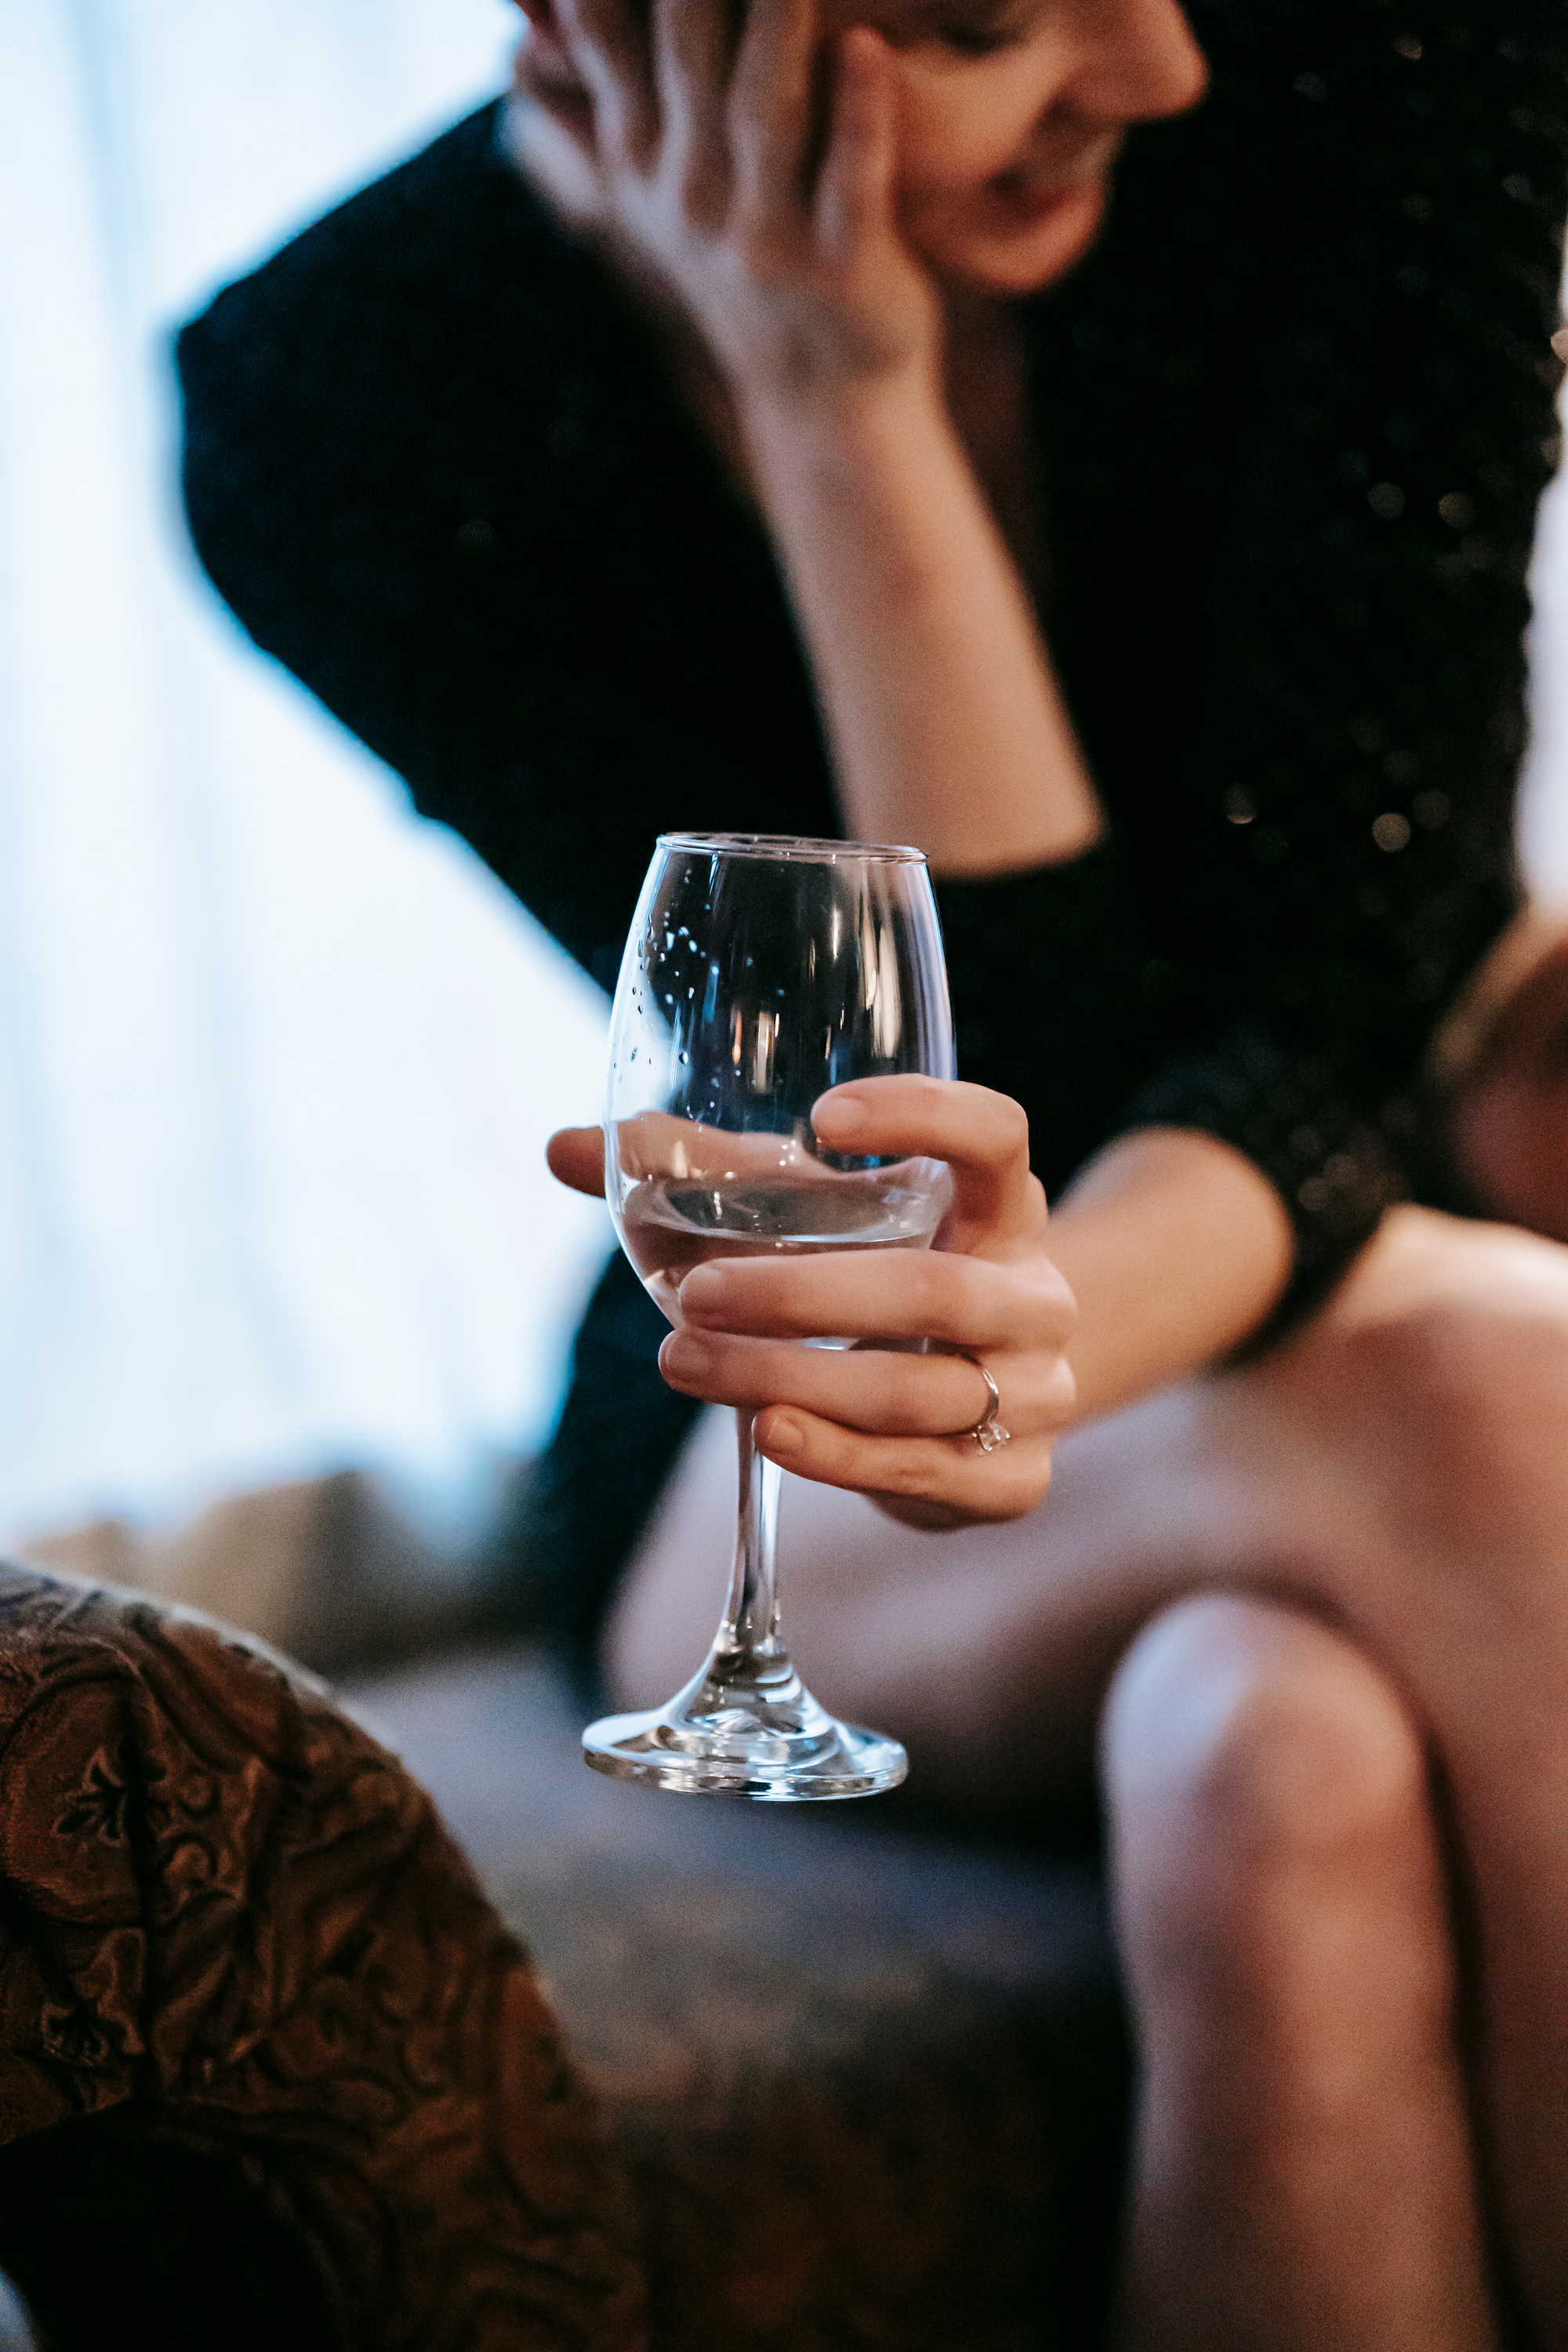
[
  {"left": 1051, "top": 1131, "right": 1294, "bottom": 1420},
  {"left": 737, "top": 361, "right": 954, "bottom": 495}
]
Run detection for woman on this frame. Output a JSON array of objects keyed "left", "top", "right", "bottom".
[{"left": 178, "top": 0, "right": 1568, "bottom": 2339}]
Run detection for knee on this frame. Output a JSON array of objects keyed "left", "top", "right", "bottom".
[
  {"left": 1326, "top": 1214, "right": 1568, "bottom": 1548},
  {"left": 1103, "top": 1593, "right": 1430, "bottom": 1914}
]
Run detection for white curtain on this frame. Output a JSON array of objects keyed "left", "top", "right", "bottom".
[
  {"left": 1, "top": 0, "right": 1566, "bottom": 1546},
  {"left": 0, "top": 0, "right": 611, "bottom": 1541}
]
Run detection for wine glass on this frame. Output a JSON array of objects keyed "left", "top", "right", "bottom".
[{"left": 582, "top": 832, "right": 956, "bottom": 1802}]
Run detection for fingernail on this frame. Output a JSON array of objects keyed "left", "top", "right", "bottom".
[
  {"left": 660, "top": 1330, "right": 706, "bottom": 1372},
  {"left": 678, "top": 1265, "right": 724, "bottom": 1318},
  {"left": 762, "top": 1414, "right": 805, "bottom": 1456},
  {"left": 813, "top": 1091, "right": 866, "bottom": 1134}
]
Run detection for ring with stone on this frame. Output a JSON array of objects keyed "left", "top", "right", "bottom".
[{"left": 956, "top": 1352, "right": 1011, "bottom": 1454}]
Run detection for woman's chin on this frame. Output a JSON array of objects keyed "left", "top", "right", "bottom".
[{"left": 924, "top": 180, "right": 1110, "bottom": 299}]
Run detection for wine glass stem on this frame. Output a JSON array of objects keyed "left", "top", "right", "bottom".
[{"left": 715, "top": 1407, "right": 786, "bottom": 1683}]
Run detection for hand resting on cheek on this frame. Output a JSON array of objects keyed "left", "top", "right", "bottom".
[{"left": 514, "top": 0, "right": 943, "bottom": 409}]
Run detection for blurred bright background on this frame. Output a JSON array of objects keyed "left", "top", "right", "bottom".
[
  {"left": 0, "top": 0, "right": 612, "bottom": 1571},
  {"left": 0, "top": 0, "right": 1566, "bottom": 1592}
]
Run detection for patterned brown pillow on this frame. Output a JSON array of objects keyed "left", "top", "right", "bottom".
[{"left": 0, "top": 1566, "right": 646, "bottom": 2352}]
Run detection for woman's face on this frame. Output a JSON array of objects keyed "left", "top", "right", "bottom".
[
  {"left": 837, "top": 0, "right": 1207, "bottom": 294},
  {"left": 515, "top": 0, "right": 1205, "bottom": 299}
]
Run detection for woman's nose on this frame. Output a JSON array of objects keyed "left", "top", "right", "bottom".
[{"left": 1064, "top": 0, "right": 1210, "bottom": 129}]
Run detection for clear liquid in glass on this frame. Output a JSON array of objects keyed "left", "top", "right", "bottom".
[
  {"left": 619, "top": 1164, "right": 947, "bottom": 1325},
  {"left": 581, "top": 832, "right": 955, "bottom": 1801}
]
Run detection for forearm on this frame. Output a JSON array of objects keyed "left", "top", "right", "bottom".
[
  {"left": 739, "top": 375, "right": 1102, "bottom": 875},
  {"left": 1047, "top": 1128, "right": 1295, "bottom": 1422}
]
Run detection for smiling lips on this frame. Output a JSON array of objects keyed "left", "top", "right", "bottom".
[{"left": 989, "top": 132, "right": 1123, "bottom": 223}]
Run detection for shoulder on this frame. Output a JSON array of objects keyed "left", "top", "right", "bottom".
[
  {"left": 176, "top": 103, "right": 626, "bottom": 603},
  {"left": 178, "top": 103, "right": 559, "bottom": 414},
  {"left": 174, "top": 101, "right": 670, "bottom": 701},
  {"left": 1029, "top": 9, "right": 1566, "bottom": 911}
]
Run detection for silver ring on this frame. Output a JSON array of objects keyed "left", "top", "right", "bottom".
[{"left": 956, "top": 1352, "right": 1011, "bottom": 1454}]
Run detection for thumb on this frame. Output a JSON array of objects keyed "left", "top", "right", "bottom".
[{"left": 546, "top": 1125, "right": 608, "bottom": 1198}]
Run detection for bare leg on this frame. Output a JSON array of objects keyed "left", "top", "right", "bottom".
[
  {"left": 610, "top": 1209, "right": 1568, "bottom": 2340},
  {"left": 1103, "top": 1593, "right": 1494, "bottom": 2352}
]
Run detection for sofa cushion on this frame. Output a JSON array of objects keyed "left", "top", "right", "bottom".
[
  {"left": 348, "top": 1647, "right": 1128, "bottom": 2351},
  {"left": 0, "top": 1567, "right": 645, "bottom": 2352}
]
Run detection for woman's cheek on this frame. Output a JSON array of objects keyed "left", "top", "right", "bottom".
[{"left": 891, "top": 74, "right": 1041, "bottom": 244}]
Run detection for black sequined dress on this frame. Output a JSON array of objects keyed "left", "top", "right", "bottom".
[{"left": 177, "top": 3, "right": 1568, "bottom": 1675}]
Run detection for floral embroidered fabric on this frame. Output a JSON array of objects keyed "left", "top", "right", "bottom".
[{"left": 0, "top": 1568, "right": 644, "bottom": 2350}]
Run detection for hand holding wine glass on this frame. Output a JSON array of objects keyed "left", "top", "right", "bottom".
[
  {"left": 658, "top": 1072, "right": 1078, "bottom": 1532},
  {"left": 550, "top": 831, "right": 1077, "bottom": 1800}
]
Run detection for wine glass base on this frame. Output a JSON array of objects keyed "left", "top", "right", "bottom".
[{"left": 582, "top": 1701, "right": 908, "bottom": 1802}]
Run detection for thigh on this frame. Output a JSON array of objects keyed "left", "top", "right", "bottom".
[
  {"left": 610, "top": 1384, "right": 1316, "bottom": 1803},
  {"left": 608, "top": 1312, "right": 1317, "bottom": 1798},
  {"left": 611, "top": 1209, "right": 1568, "bottom": 1771},
  {"left": 610, "top": 1208, "right": 1568, "bottom": 2333}
]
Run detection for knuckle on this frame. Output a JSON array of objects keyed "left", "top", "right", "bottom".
[
  {"left": 908, "top": 1073, "right": 951, "bottom": 1117},
  {"left": 978, "top": 1457, "right": 1051, "bottom": 1523},
  {"left": 1012, "top": 1257, "right": 1074, "bottom": 1328},
  {"left": 916, "top": 1248, "right": 958, "bottom": 1302},
  {"left": 879, "top": 1448, "right": 946, "bottom": 1501},
  {"left": 1042, "top": 1358, "right": 1077, "bottom": 1425},
  {"left": 986, "top": 1356, "right": 1051, "bottom": 1428},
  {"left": 994, "top": 1092, "right": 1033, "bottom": 1160}
]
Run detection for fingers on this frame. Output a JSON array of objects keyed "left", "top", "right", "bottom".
[
  {"left": 753, "top": 1404, "right": 1057, "bottom": 1524},
  {"left": 546, "top": 1125, "right": 607, "bottom": 1198},
  {"left": 812, "top": 1076, "right": 1045, "bottom": 1252},
  {"left": 660, "top": 1325, "right": 1074, "bottom": 1435},
  {"left": 652, "top": 0, "right": 733, "bottom": 220},
  {"left": 645, "top": 1080, "right": 1067, "bottom": 1530},
  {"left": 555, "top": 0, "right": 659, "bottom": 166},
  {"left": 561, "top": 0, "right": 819, "bottom": 223},
  {"left": 815, "top": 28, "right": 898, "bottom": 262},
  {"left": 512, "top": 20, "right": 597, "bottom": 140},
  {"left": 729, "top": 0, "right": 818, "bottom": 223},
  {"left": 676, "top": 1232, "right": 1076, "bottom": 1350}
]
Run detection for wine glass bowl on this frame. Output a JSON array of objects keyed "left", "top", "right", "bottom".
[{"left": 583, "top": 833, "right": 956, "bottom": 1800}]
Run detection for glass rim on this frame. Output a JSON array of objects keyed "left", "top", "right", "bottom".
[{"left": 656, "top": 830, "right": 927, "bottom": 867}]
